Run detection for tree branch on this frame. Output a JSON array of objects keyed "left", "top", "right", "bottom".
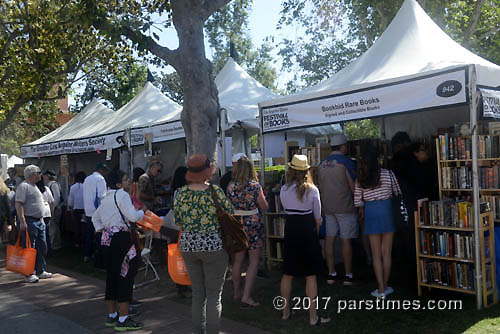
[
  {"left": 0, "top": 98, "right": 29, "bottom": 133},
  {"left": 463, "top": 0, "right": 486, "bottom": 47},
  {"left": 200, "top": 0, "right": 232, "bottom": 21},
  {"left": 93, "top": 17, "right": 180, "bottom": 69}
]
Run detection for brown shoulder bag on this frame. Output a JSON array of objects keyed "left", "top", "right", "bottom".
[{"left": 209, "top": 185, "right": 248, "bottom": 254}]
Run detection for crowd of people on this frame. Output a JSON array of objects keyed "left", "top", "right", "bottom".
[{"left": 0, "top": 130, "right": 436, "bottom": 333}]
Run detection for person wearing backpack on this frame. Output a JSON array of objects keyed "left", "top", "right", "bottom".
[{"left": 43, "top": 169, "right": 63, "bottom": 251}]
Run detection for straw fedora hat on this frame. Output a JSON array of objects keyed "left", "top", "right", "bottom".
[
  {"left": 185, "top": 154, "right": 216, "bottom": 182},
  {"left": 288, "top": 154, "right": 310, "bottom": 171}
]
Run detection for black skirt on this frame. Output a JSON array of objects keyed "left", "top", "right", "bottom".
[{"left": 283, "top": 213, "right": 324, "bottom": 276}]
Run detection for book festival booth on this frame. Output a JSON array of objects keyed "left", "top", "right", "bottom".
[{"left": 258, "top": 0, "right": 500, "bottom": 309}]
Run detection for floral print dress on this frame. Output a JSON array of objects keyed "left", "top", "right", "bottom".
[
  {"left": 227, "top": 180, "right": 264, "bottom": 250},
  {"left": 174, "top": 185, "right": 233, "bottom": 252}
]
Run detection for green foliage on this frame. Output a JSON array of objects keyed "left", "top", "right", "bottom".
[
  {"left": 278, "top": 0, "right": 500, "bottom": 90},
  {"left": 156, "top": 71, "right": 184, "bottom": 104},
  {"left": 74, "top": 62, "right": 148, "bottom": 111},
  {"left": 344, "top": 119, "right": 379, "bottom": 140},
  {"left": 0, "top": 0, "right": 133, "bottom": 132},
  {"left": 0, "top": 101, "right": 59, "bottom": 155},
  {"left": 205, "top": 0, "right": 277, "bottom": 91}
]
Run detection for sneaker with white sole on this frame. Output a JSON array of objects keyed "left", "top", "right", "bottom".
[
  {"left": 114, "top": 317, "right": 144, "bottom": 331},
  {"left": 105, "top": 315, "right": 118, "bottom": 327},
  {"left": 26, "top": 274, "right": 39, "bottom": 283},
  {"left": 384, "top": 286, "right": 394, "bottom": 296},
  {"left": 370, "top": 289, "right": 386, "bottom": 299},
  {"left": 326, "top": 273, "right": 337, "bottom": 285},
  {"left": 38, "top": 271, "right": 53, "bottom": 279}
]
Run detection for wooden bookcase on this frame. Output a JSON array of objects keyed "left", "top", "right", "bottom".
[
  {"left": 414, "top": 136, "right": 499, "bottom": 307},
  {"left": 264, "top": 211, "right": 286, "bottom": 270}
]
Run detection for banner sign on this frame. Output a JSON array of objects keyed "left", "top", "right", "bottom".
[
  {"left": 480, "top": 88, "right": 500, "bottom": 119},
  {"left": 262, "top": 68, "right": 467, "bottom": 133},
  {"left": 21, "top": 120, "right": 185, "bottom": 158}
]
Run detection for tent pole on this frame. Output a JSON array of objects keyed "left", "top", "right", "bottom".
[
  {"left": 469, "top": 64, "right": 482, "bottom": 310},
  {"left": 127, "top": 128, "right": 133, "bottom": 177},
  {"left": 221, "top": 110, "right": 226, "bottom": 175},
  {"left": 258, "top": 105, "right": 265, "bottom": 186}
]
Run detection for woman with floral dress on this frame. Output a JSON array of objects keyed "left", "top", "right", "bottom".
[
  {"left": 174, "top": 154, "right": 233, "bottom": 334},
  {"left": 227, "top": 154, "right": 268, "bottom": 307}
]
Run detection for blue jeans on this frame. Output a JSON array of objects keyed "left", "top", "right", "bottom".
[
  {"left": 21, "top": 217, "right": 47, "bottom": 275},
  {"left": 83, "top": 216, "right": 95, "bottom": 258},
  {"left": 44, "top": 217, "right": 52, "bottom": 254}
]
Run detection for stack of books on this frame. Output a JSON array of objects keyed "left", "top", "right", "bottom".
[{"left": 417, "top": 198, "right": 472, "bottom": 228}]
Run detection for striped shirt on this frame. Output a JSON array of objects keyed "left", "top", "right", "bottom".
[{"left": 354, "top": 169, "right": 401, "bottom": 207}]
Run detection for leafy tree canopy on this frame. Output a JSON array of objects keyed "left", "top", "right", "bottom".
[
  {"left": 74, "top": 61, "right": 147, "bottom": 111},
  {"left": 0, "top": 0, "right": 134, "bottom": 145}
]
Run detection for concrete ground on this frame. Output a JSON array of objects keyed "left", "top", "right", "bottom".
[{"left": 0, "top": 250, "right": 271, "bottom": 334}]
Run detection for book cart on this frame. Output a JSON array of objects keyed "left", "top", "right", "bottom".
[{"left": 414, "top": 134, "right": 498, "bottom": 307}]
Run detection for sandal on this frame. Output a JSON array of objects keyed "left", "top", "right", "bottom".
[
  {"left": 240, "top": 299, "right": 261, "bottom": 309},
  {"left": 310, "top": 316, "right": 331, "bottom": 326},
  {"left": 281, "top": 310, "right": 293, "bottom": 320}
]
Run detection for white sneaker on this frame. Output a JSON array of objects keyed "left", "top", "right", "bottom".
[
  {"left": 384, "top": 286, "right": 394, "bottom": 296},
  {"left": 370, "top": 289, "right": 386, "bottom": 299},
  {"left": 26, "top": 274, "right": 39, "bottom": 283},
  {"left": 39, "top": 271, "right": 53, "bottom": 279}
]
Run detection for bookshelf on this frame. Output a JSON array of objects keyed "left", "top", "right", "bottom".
[
  {"left": 264, "top": 192, "right": 286, "bottom": 270},
  {"left": 414, "top": 136, "right": 499, "bottom": 307}
]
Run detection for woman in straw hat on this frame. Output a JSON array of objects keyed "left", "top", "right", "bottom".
[
  {"left": 173, "top": 154, "right": 233, "bottom": 334},
  {"left": 279, "top": 155, "right": 331, "bottom": 326}
]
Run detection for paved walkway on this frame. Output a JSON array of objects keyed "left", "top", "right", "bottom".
[{"left": 0, "top": 253, "right": 271, "bottom": 334}]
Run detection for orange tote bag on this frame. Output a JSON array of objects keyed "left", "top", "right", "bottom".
[
  {"left": 137, "top": 210, "right": 163, "bottom": 232},
  {"left": 6, "top": 230, "right": 37, "bottom": 276},
  {"left": 167, "top": 230, "right": 191, "bottom": 285}
]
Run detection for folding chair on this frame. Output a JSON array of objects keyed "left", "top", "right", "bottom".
[{"left": 134, "top": 230, "right": 160, "bottom": 288}]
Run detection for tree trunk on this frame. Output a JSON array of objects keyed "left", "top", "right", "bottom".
[{"left": 173, "top": 1, "right": 220, "bottom": 159}]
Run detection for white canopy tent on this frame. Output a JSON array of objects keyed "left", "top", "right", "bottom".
[
  {"left": 21, "top": 83, "right": 186, "bottom": 180},
  {"left": 259, "top": 0, "right": 500, "bottom": 139},
  {"left": 259, "top": 0, "right": 500, "bottom": 309},
  {"left": 7, "top": 155, "right": 23, "bottom": 168},
  {"left": 216, "top": 58, "right": 340, "bottom": 168}
]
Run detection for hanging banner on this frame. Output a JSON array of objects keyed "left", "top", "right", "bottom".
[
  {"left": 21, "top": 120, "right": 185, "bottom": 158},
  {"left": 130, "top": 121, "right": 185, "bottom": 146},
  {"left": 261, "top": 68, "right": 467, "bottom": 133},
  {"left": 480, "top": 88, "right": 500, "bottom": 119}
]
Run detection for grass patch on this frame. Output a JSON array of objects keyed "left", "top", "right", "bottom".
[{"left": 50, "top": 236, "right": 500, "bottom": 334}]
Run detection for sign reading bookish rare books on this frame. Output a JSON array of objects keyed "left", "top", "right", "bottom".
[{"left": 261, "top": 68, "right": 467, "bottom": 133}]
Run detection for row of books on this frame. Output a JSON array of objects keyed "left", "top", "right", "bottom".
[
  {"left": 481, "top": 195, "right": 500, "bottom": 221},
  {"left": 441, "top": 165, "right": 500, "bottom": 190},
  {"left": 298, "top": 144, "right": 332, "bottom": 166},
  {"left": 417, "top": 198, "right": 472, "bottom": 228},
  {"left": 441, "top": 166, "right": 473, "bottom": 189},
  {"left": 438, "top": 134, "right": 500, "bottom": 160},
  {"left": 419, "top": 230, "right": 474, "bottom": 259},
  {"left": 420, "top": 260, "right": 475, "bottom": 290},
  {"left": 269, "top": 217, "right": 285, "bottom": 237}
]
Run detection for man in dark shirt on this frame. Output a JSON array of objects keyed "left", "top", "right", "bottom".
[{"left": 138, "top": 160, "right": 163, "bottom": 211}]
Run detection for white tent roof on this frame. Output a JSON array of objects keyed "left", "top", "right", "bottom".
[
  {"left": 216, "top": 58, "right": 277, "bottom": 131},
  {"left": 100, "top": 82, "right": 182, "bottom": 134},
  {"left": 7, "top": 155, "right": 23, "bottom": 167},
  {"left": 259, "top": 0, "right": 500, "bottom": 138},
  {"left": 30, "top": 100, "right": 114, "bottom": 145}
]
